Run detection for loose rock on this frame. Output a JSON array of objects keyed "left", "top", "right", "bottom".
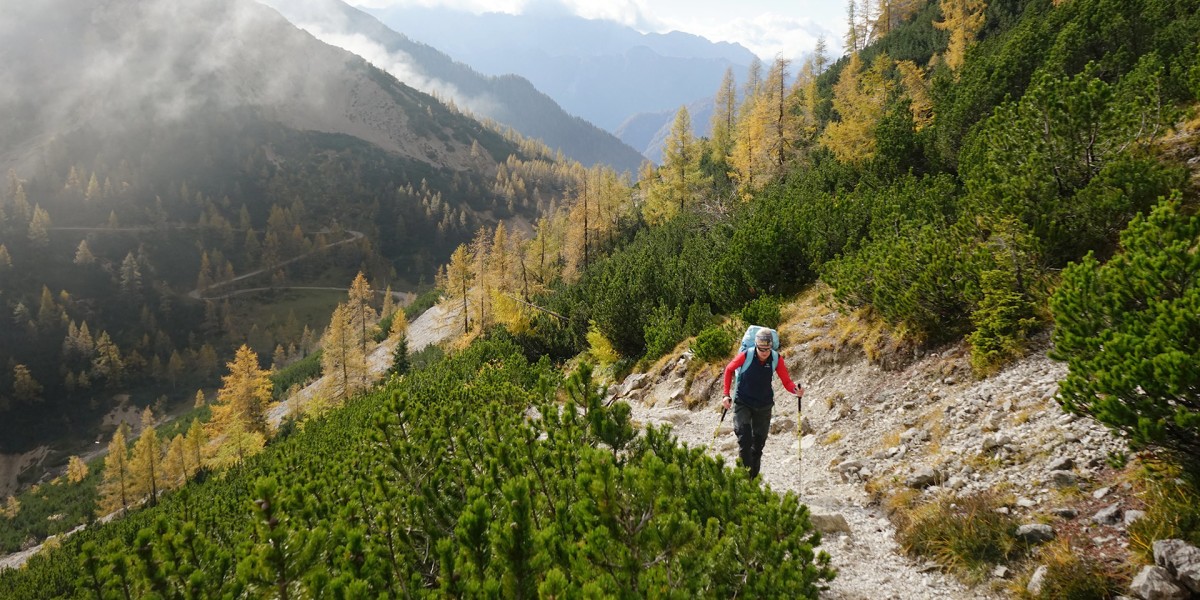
[
  {"left": 1016, "top": 524, "right": 1056, "bottom": 544},
  {"left": 1129, "top": 565, "right": 1188, "bottom": 600},
  {"left": 1093, "top": 503, "right": 1123, "bottom": 526}
]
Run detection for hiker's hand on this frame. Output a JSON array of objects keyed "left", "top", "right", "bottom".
[
  {"left": 794, "top": 387, "right": 805, "bottom": 398},
  {"left": 722, "top": 395, "right": 731, "bottom": 410}
]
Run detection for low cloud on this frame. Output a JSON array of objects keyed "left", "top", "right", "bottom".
[{"left": 260, "top": 0, "right": 501, "bottom": 118}]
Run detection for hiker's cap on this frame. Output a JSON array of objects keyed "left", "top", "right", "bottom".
[{"left": 754, "top": 328, "right": 773, "bottom": 348}]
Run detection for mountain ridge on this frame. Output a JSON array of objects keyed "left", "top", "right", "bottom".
[
  {"left": 361, "top": 5, "right": 753, "bottom": 133},
  {"left": 261, "top": 0, "right": 648, "bottom": 173}
]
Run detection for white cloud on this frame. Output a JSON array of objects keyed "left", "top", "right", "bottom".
[
  {"left": 278, "top": 10, "right": 503, "bottom": 118},
  {"left": 346, "top": 0, "right": 847, "bottom": 61}
]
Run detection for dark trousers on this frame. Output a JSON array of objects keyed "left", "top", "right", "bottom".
[{"left": 733, "top": 402, "right": 772, "bottom": 478}]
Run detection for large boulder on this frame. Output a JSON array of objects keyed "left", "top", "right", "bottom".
[
  {"left": 1129, "top": 565, "right": 1188, "bottom": 600},
  {"left": 1153, "top": 539, "right": 1200, "bottom": 593},
  {"left": 617, "top": 373, "right": 649, "bottom": 397}
]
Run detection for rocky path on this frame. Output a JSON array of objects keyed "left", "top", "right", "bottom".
[
  {"left": 625, "top": 388, "right": 984, "bottom": 599},
  {"left": 611, "top": 301, "right": 1134, "bottom": 599}
]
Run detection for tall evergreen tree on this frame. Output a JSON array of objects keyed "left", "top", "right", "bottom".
[
  {"left": 645, "top": 107, "right": 707, "bottom": 223},
  {"left": 27, "top": 205, "right": 50, "bottom": 247},
  {"left": 66, "top": 455, "right": 89, "bottom": 484},
  {"left": 74, "top": 240, "right": 96, "bottom": 265},
  {"left": 820, "top": 52, "right": 893, "bottom": 164},
  {"left": 12, "top": 365, "right": 43, "bottom": 403},
  {"left": 347, "top": 272, "right": 377, "bottom": 355}
]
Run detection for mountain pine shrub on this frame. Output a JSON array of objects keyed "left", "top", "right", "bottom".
[
  {"left": 968, "top": 267, "right": 1040, "bottom": 376},
  {"left": 0, "top": 338, "right": 836, "bottom": 598},
  {"left": 741, "top": 295, "right": 783, "bottom": 329},
  {"left": 1050, "top": 194, "right": 1200, "bottom": 469},
  {"left": 692, "top": 324, "right": 736, "bottom": 363}
]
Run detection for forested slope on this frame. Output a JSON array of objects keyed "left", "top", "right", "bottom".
[{"left": 0, "top": 339, "right": 833, "bottom": 597}]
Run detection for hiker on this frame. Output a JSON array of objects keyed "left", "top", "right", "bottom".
[{"left": 722, "top": 327, "right": 803, "bottom": 478}]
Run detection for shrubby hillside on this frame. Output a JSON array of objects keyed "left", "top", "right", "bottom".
[{"left": 2, "top": 0, "right": 1199, "bottom": 596}]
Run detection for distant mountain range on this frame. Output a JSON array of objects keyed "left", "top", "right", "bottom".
[
  {"left": 359, "top": 5, "right": 754, "bottom": 159},
  {"left": 615, "top": 98, "right": 716, "bottom": 165},
  {"left": 261, "top": 0, "right": 648, "bottom": 173}
]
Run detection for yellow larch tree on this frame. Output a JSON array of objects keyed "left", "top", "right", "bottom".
[
  {"left": 819, "top": 52, "right": 894, "bottom": 164},
  {"left": 128, "top": 407, "right": 161, "bottom": 507},
  {"left": 895, "top": 59, "right": 934, "bottom": 129},
  {"left": 208, "top": 418, "right": 265, "bottom": 470},
  {"left": 934, "top": 0, "right": 987, "bottom": 72},
  {"left": 389, "top": 306, "right": 409, "bottom": 339},
  {"left": 97, "top": 424, "right": 132, "bottom": 516},
  {"left": 161, "top": 434, "right": 188, "bottom": 490},
  {"left": 729, "top": 57, "right": 768, "bottom": 198},
  {"left": 380, "top": 285, "right": 396, "bottom": 319},
  {"left": 66, "top": 455, "right": 89, "bottom": 483},
  {"left": 211, "top": 345, "right": 271, "bottom": 437},
  {"left": 28, "top": 205, "right": 51, "bottom": 248},
  {"left": 320, "top": 303, "right": 370, "bottom": 401},
  {"left": 491, "top": 221, "right": 511, "bottom": 293},
  {"left": 445, "top": 244, "right": 474, "bottom": 334},
  {"left": 469, "top": 226, "right": 493, "bottom": 331},
  {"left": 186, "top": 418, "right": 206, "bottom": 476},
  {"left": 346, "top": 272, "right": 378, "bottom": 355},
  {"left": 792, "top": 42, "right": 830, "bottom": 156},
  {"left": 643, "top": 106, "right": 707, "bottom": 224},
  {"left": 709, "top": 67, "right": 739, "bottom": 182}
]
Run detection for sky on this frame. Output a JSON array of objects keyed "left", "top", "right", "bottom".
[{"left": 349, "top": 0, "right": 846, "bottom": 62}]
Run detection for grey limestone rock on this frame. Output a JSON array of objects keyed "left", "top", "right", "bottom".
[
  {"left": 1092, "top": 503, "right": 1123, "bottom": 526},
  {"left": 1153, "top": 539, "right": 1200, "bottom": 593},
  {"left": 905, "top": 467, "right": 942, "bottom": 489},
  {"left": 1128, "top": 565, "right": 1188, "bottom": 600},
  {"left": 1050, "top": 470, "right": 1079, "bottom": 487},
  {"left": 810, "top": 512, "right": 853, "bottom": 536},
  {"left": 1027, "top": 565, "right": 1048, "bottom": 595},
  {"left": 1016, "top": 524, "right": 1056, "bottom": 544},
  {"left": 1047, "top": 456, "right": 1075, "bottom": 471}
]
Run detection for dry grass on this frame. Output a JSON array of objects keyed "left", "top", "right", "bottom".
[
  {"left": 880, "top": 429, "right": 902, "bottom": 449},
  {"left": 1010, "top": 539, "right": 1119, "bottom": 599},
  {"left": 821, "top": 431, "right": 844, "bottom": 445},
  {"left": 824, "top": 391, "right": 844, "bottom": 411},
  {"left": 1126, "top": 465, "right": 1200, "bottom": 564},
  {"left": 893, "top": 491, "right": 1027, "bottom": 582},
  {"left": 779, "top": 287, "right": 834, "bottom": 330},
  {"left": 883, "top": 486, "right": 922, "bottom": 516},
  {"left": 925, "top": 407, "right": 949, "bottom": 453}
]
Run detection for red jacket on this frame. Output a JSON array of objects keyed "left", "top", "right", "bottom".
[{"left": 722, "top": 350, "right": 800, "bottom": 401}]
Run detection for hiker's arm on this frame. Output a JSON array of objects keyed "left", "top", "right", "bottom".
[
  {"left": 722, "top": 352, "right": 746, "bottom": 397},
  {"left": 776, "top": 359, "right": 803, "bottom": 397}
]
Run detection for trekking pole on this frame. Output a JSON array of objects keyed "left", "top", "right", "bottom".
[
  {"left": 796, "top": 393, "right": 803, "bottom": 497},
  {"left": 711, "top": 406, "right": 728, "bottom": 447}
]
